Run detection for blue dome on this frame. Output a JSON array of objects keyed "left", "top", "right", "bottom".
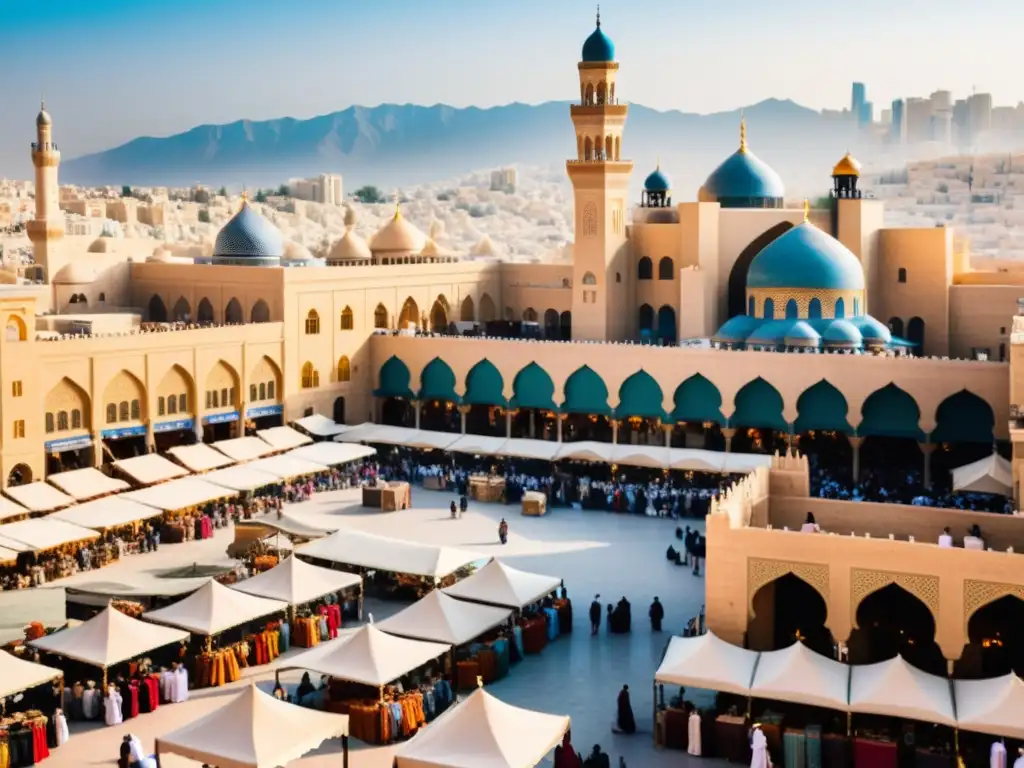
[
  {"left": 701, "top": 149, "right": 785, "bottom": 203},
  {"left": 784, "top": 320, "right": 822, "bottom": 346},
  {"left": 746, "top": 319, "right": 797, "bottom": 346},
  {"left": 582, "top": 23, "right": 615, "bottom": 62},
  {"left": 747, "top": 222, "right": 866, "bottom": 291},
  {"left": 823, "top": 319, "right": 863, "bottom": 347},
  {"left": 214, "top": 201, "right": 284, "bottom": 262},
  {"left": 644, "top": 167, "right": 672, "bottom": 192},
  {"left": 849, "top": 315, "right": 892, "bottom": 345},
  {"left": 713, "top": 314, "right": 761, "bottom": 342}
]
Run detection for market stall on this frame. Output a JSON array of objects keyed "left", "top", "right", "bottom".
[
  {"left": 0, "top": 518, "right": 98, "bottom": 551},
  {"left": 447, "top": 434, "right": 509, "bottom": 456},
  {"left": 211, "top": 436, "right": 276, "bottom": 463},
  {"left": 468, "top": 474, "right": 504, "bottom": 503},
  {"left": 287, "top": 441, "right": 376, "bottom": 467},
  {"left": 361, "top": 481, "right": 411, "bottom": 511},
  {"left": 256, "top": 425, "right": 313, "bottom": 452},
  {"left": 497, "top": 438, "right": 562, "bottom": 462},
  {"left": 294, "top": 413, "right": 350, "bottom": 439},
  {"left": 243, "top": 453, "right": 327, "bottom": 480},
  {"left": 112, "top": 454, "right": 189, "bottom": 486},
  {"left": 555, "top": 441, "right": 615, "bottom": 464},
  {"left": 0, "top": 496, "right": 29, "bottom": 524},
  {"left": 336, "top": 424, "right": 417, "bottom": 445},
  {"left": 154, "top": 682, "right": 350, "bottom": 768},
  {"left": 2, "top": 482, "right": 75, "bottom": 514},
  {"left": 655, "top": 632, "right": 759, "bottom": 695},
  {"left": 51, "top": 496, "right": 162, "bottom": 532},
  {"left": 227, "top": 515, "right": 328, "bottom": 559},
  {"left": 0, "top": 650, "right": 67, "bottom": 764},
  {"left": 166, "top": 443, "right": 235, "bottom": 472},
  {"left": 953, "top": 673, "right": 1024, "bottom": 740},
  {"left": 202, "top": 465, "right": 280, "bottom": 493},
  {"left": 46, "top": 467, "right": 129, "bottom": 501},
  {"left": 332, "top": 422, "right": 377, "bottom": 443},
  {"left": 0, "top": 649, "right": 63, "bottom": 699},
  {"left": 848, "top": 655, "right": 956, "bottom": 726},
  {"left": 393, "top": 687, "right": 570, "bottom": 768},
  {"left": 122, "top": 477, "right": 236, "bottom": 543},
  {"left": 951, "top": 452, "right": 1013, "bottom": 496},
  {"left": 749, "top": 641, "right": 851, "bottom": 711},
  {"left": 612, "top": 443, "right": 672, "bottom": 469}
]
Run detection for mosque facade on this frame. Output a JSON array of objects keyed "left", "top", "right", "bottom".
[{"left": 0, "top": 14, "right": 1020, "bottom": 506}]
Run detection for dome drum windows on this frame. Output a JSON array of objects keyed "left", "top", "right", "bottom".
[{"left": 746, "top": 289, "right": 865, "bottom": 320}]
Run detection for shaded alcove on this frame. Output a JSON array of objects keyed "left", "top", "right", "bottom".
[
  {"left": 847, "top": 583, "right": 946, "bottom": 676},
  {"left": 747, "top": 573, "right": 834, "bottom": 658},
  {"left": 955, "top": 595, "right": 1024, "bottom": 679}
]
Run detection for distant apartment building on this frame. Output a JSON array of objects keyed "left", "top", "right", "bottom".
[
  {"left": 290, "top": 174, "right": 343, "bottom": 205},
  {"left": 490, "top": 167, "right": 517, "bottom": 192},
  {"left": 890, "top": 99, "right": 906, "bottom": 143},
  {"left": 61, "top": 199, "right": 107, "bottom": 218},
  {"left": 65, "top": 215, "right": 105, "bottom": 237},
  {"left": 137, "top": 202, "right": 166, "bottom": 227},
  {"left": 969, "top": 92, "right": 993, "bottom": 136},
  {"left": 105, "top": 198, "right": 138, "bottom": 225},
  {"left": 905, "top": 97, "right": 934, "bottom": 143}
]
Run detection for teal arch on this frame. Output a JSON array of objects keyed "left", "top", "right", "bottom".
[
  {"left": 835, "top": 297, "right": 846, "bottom": 318},
  {"left": 375, "top": 355, "right": 414, "bottom": 399},
  {"left": 463, "top": 359, "right": 505, "bottom": 406},
  {"left": 731, "top": 377, "right": 787, "bottom": 431},
  {"left": 510, "top": 363, "right": 557, "bottom": 410},
  {"left": 764, "top": 298, "right": 775, "bottom": 320},
  {"left": 931, "top": 390, "right": 994, "bottom": 444},
  {"left": 859, "top": 384, "right": 923, "bottom": 440},
  {"left": 671, "top": 374, "right": 725, "bottom": 424},
  {"left": 794, "top": 380, "right": 852, "bottom": 434},
  {"left": 808, "top": 298, "right": 822, "bottom": 319},
  {"left": 616, "top": 370, "right": 665, "bottom": 420},
  {"left": 418, "top": 357, "right": 458, "bottom": 402},
  {"left": 562, "top": 365, "right": 611, "bottom": 415},
  {"left": 785, "top": 299, "right": 798, "bottom": 319}
]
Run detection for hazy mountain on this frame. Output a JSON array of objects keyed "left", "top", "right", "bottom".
[{"left": 62, "top": 99, "right": 861, "bottom": 197}]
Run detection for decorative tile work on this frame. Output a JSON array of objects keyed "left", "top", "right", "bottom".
[
  {"left": 747, "top": 557, "right": 829, "bottom": 617},
  {"left": 850, "top": 568, "right": 939, "bottom": 628}
]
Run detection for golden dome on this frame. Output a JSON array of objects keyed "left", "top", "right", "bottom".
[
  {"left": 53, "top": 263, "right": 98, "bottom": 284},
  {"left": 329, "top": 228, "right": 372, "bottom": 261},
  {"left": 87, "top": 237, "right": 115, "bottom": 253},
  {"left": 832, "top": 152, "right": 862, "bottom": 178},
  {"left": 282, "top": 240, "right": 314, "bottom": 261},
  {"left": 369, "top": 209, "right": 427, "bottom": 255},
  {"left": 343, "top": 205, "right": 358, "bottom": 228}
]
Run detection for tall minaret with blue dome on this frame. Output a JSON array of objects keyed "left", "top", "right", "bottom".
[{"left": 568, "top": 7, "right": 633, "bottom": 342}]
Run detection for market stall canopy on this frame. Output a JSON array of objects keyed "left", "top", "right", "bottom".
[
  {"left": 0, "top": 587, "right": 66, "bottom": 645},
  {"left": 211, "top": 436, "right": 276, "bottom": 463},
  {"left": 749, "top": 641, "right": 850, "bottom": 711},
  {"left": 953, "top": 674, "right": 1024, "bottom": 739},
  {"left": 256, "top": 425, "right": 313, "bottom": 452},
  {"left": 3, "top": 481, "right": 75, "bottom": 513},
  {"left": 47, "top": 467, "right": 130, "bottom": 500},
  {"left": 403, "top": 430, "right": 463, "bottom": 451},
  {"left": 668, "top": 449, "right": 727, "bottom": 473},
  {"left": 228, "top": 517, "right": 329, "bottom": 559},
  {"left": 144, "top": 580, "right": 287, "bottom": 636},
  {"left": 166, "top": 443, "right": 235, "bottom": 472},
  {"left": 0, "top": 518, "right": 99, "bottom": 550},
  {"left": 0, "top": 533, "right": 31, "bottom": 552},
  {"left": 297, "top": 529, "right": 483, "bottom": 580},
  {"left": 203, "top": 465, "right": 280, "bottom": 493},
  {"left": 497, "top": 438, "right": 562, "bottom": 462},
  {"left": 555, "top": 441, "right": 614, "bottom": 464},
  {"left": 113, "top": 454, "right": 189, "bottom": 486},
  {"left": 230, "top": 556, "right": 360, "bottom": 606},
  {"left": 335, "top": 424, "right": 421, "bottom": 446},
  {"left": 0, "top": 496, "right": 28, "bottom": 523},
  {"left": 654, "top": 632, "right": 759, "bottom": 695},
  {"left": 952, "top": 453, "right": 1012, "bottom": 496},
  {"left": 155, "top": 682, "right": 348, "bottom": 768},
  {"left": 30, "top": 605, "right": 188, "bottom": 667},
  {"left": 294, "top": 413, "right": 349, "bottom": 438},
  {"left": 447, "top": 434, "right": 509, "bottom": 456},
  {"left": 394, "top": 687, "right": 570, "bottom": 768},
  {"left": 848, "top": 655, "right": 956, "bottom": 725},
  {"left": 64, "top": 576, "right": 210, "bottom": 605},
  {"left": 377, "top": 590, "right": 512, "bottom": 645},
  {"left": 612, "top": 443, "right": 671, "bottom": 469},
  {"left": 123, "top": 477, "right": 235, "bottom": 511},
  {"left": 443, "top": 560, "right": 561, "bottom": 610},
  {"left": 332, "top": 422, "right": 377, "bottom": 443},
  {"left": 244, "top": 453, "right": 327, "bottom": 479},
  {"left": 287, "top": 442, "right": 376, "bottom": 467},
  {"left": 0, "top": 650, "right": 63, "bottom": 699},
  {"left": 283, "top": 625, "right": 449, "bottom": 687},
  {"left": 0, "top": 546, "right": 18, "bottom": 564},
  {"left": 51, "top": 496, "right": 163, "bottom": 530}
]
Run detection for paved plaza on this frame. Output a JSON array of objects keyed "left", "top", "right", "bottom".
[{"left": 43, "top": 488, "right": 724, "bottom": 767}]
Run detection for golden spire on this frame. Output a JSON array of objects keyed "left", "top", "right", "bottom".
[
  {"left": 803, "top": 198, "right": 810, "bottom": 222},
  {"left": 239, "top": 189, "right": 248, "bottom": 211},
  {"left": 393, "top": 192, "right": 402, "bottom": 220},
  {"left": 739, "top": 112, "right": 747, "bottom": 153}
]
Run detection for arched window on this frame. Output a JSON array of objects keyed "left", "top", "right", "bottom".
[
  {"left": 168, "top": 395, "right": 177, "bottom": 414},
  {"left": 45, "top": 413, "right": 55, "bottom": 433},
  {"left": 99, "top": 292, "right": 106, "bottom": 302},
  {"left": 119, "top": 401, "right": 129, "bottom": 421},
  {"left": 340, "top": 306, "right": 354, "bottom": 330},
  {"left": 157, "top": 396, "right": 166, "bottom": 416},
  {"left": 71, "top": 409, "right": 82, "bottom": 429},
  {"left": 106, "top": 404, "right": 117, "bottom": 423},
  {"left": 898, "top": 267, "right": 907, "bottom": 283},
  {"left": 785, "top": 298, "right": 798, "bottom": 319},
  {"left": 658, "top": 257, "right": 675, "bottom": 280},
  {"left": 259, "top": 383, "right": 267, "bottom": 401},
  {"left": 337, "top": 356, "right": 351, "bottom": 382},
  {"left": 835, "top": 297, "right": 846, "bottom": 319},
  {"left": 249, "top": 384, "right": 257, "bottom": 401},
  {"left": 763, "top": 298, "right": 775, "bottom": 320},
  {"left": 639, "top": 304, "right": 655, "bottom": 332},
  {"left": 210, "top": 390, "right": 219, "bottom": 408},
  {"left": 130, "top": 400, "right": 141, "bottom": 419},
  {"left": 582, "top": 272, "right": 597, "bottom": 285},
  {"left": 374, "top": 304, "right": 388, "bottom": 329},
  {"left": 304, "top": 309, "right": 320, "bottom": 335},
  {"left": 301, "top": 362, "right": 319, "bottom": 389},
  {"left": 221, "top": 388, "right": 228, "bottom": 406},
  {"left": 748, "top": 296, "right": 755, "bottom": 316},
  {"left": 179, "top": 393, "right": 187, "bottom": 412},
  {"left": 808, "top": 298, "right": 822, "bottom": 319},
  {"left": 637, "top": 257, "right": 653, "bottom": 280},
  {"left": 267, "top": 381, "right": 276, "bottom": 399},
  {"left": 57, "top": 411, "right": 69, "bottom": 431}
]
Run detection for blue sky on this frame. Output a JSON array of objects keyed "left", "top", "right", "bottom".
[{"left": 0, "top": 0, "right": 1018, "bottom": 175}]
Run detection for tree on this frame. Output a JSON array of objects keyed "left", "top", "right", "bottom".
[
  {"left": 353, "top": 185, "right": 386, "bottom": 204},
  {"left": 217, "top": 186, "right": 228, "bottom": 197},
  {"left": 276, "top": 184, "right": 291, "bottom": 197},
  {"left": 121, "top": 185, "right": 133, "bottom": 198},
  {"left": 198, "top": 208, "right": 211, "bottom": 223},
  {"left": 254, "top": 189, "right": 268, "bottom": 203}
]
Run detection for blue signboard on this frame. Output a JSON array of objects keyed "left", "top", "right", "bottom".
[
  {"left": 154, "top": 419, "right": 194, "bottom": 434},
  {"left": 246, "top": 404, "right": 283, "bottom": 418},
  {"left": 45, "top": 434, "right": 93, "bottom": 453},
  {"left": 203, "top": 411, "right": 239, "bottom": 425},
  {"left": 101, "top": 425, "right": 147, "bottom": 439}
]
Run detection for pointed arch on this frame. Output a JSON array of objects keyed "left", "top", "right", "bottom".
[
  {"left": 148, "top": 295, "right": 167, "bottom": 323},
  {"left": 834, "top": 297, "right": 846, "bottom": 319},
  {"left": 171, "top": 296, "right": 191, "bottom": 322},
  {"left": 616, "top": 370, "right": 665, "bottom": 420},
  {"left": 671, "top": 374, "right": 724, "bottom": 424},
  {"left": 543, "top": 309, "right": 559, "bottom": 338},
  {"left": 197, "top": 297, "right": 214, "bottom": 324},
  {"left": 728, "top": 222, "right": 795, "bottom": 318},
  {"left": 785, "top": 298, "right": 798, "bottom": 319},
  {"left": 763, "top": 298, "right": 775, "bottom": 320},
  {"left": 888, "top": 317, "right": 904, "bottom": 337},
  {"left": 795, "top": 380, "right": 852, "bottom": 433},
  {"left": 478, "top": 293, "right": 497, "bottom": 323},
  {"left": 464, "top": 359, "right": 505, "bottom": 406},
  {"left": 859, "top": 383, "right": 923, "bottom": 439},
  {"left": 931, "top": 390, "right": 994, "bottom": 444},
  {"left": 511, "top": 362, "right": 556, "bottom": 410},
  {"left": 731, "top": 377, "right": 786, "bottom": 431},
  {"left": 430, "top": 295, "right": 450, "bottom": 331},
  {"left": 45, "top": 377, "right": 91, "bottom": 432},
  {"left": 850, "top": 582, "right": 943, "bottom": 673},
  {"left": 419, "top": 357, "right": 458, "bottom": 402},
  {"left": 301, "top": 361, "right": 320, "bottom": 389},
  {"left": 398, "top": 297, "right": 420, "bottom": 329},
  {"left": 749, "top": 573, "right": 834, "bottom": 656},
  {"left": 375, "top": 356, "right": 414, "bottom": 399},
  {"left": 224, "top": 297, "right": 243, "bottom": 324},
  {"left": 559, "top": 311, "right": 572, "bottom": 340},
  {"left": 374, "top": 303, "right": 389, "bottom": 329},
  {"left": 522, "top": 307, "right": 538, "bottom": 323},
  {"left": 251, "top": 299, "right": 270, "bottom": 323},
  {"left": 156, "top": 365, "right": 194, "bottom": 415},
  {"left": 340, "top": 305, "right": 354, "bottom": 330},
  {"left": 460, "top": 296, "right": 475, "bottom": 322},
  {"left": 562, "top": 365, "right": 610, "bottom": 415},
  {"left": 809, "top": 298, "right": 822, "bottom": 320},
  {"left": 205, "top": 360, "right": 239, "bottom": 412},
  {"left": 103, "top": 370, "right": 146, "bottom": 422},
  {"left": 337, "top": 356, "right": 351, "bottom": 383},
  {"left": 250, "top": 356, "right": 281, "bottom": 402}
]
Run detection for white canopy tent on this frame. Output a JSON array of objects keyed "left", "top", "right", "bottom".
[
  {"left": 0, "top": 546, "right": 18, "bottom": 563},
  {"left": 0, "top": 518, "right": 99, "bottom": 550},
  {"left": 0, "top": 533, "right": 31, "bottom": 553},
  {"left": 235, "top": 515, "right": 330, "bottom": 539},
  {"left": 284, "top": 625, "right": 449, "bottom": 687},
  {"left": 155, "top": 682, "right": 348, "bottom": 768},
  {"left": 256, "top": 425, "right": 313, "bottom": 452},
  {"left": 951, "top": 453, "right": 1012, "bottom": 496},
  {"left": 123, "top": 477, "right": 235, "bottom": 511},
  {"left": 612, "top": 443, "right": 671, "bottom": 469},
  {"left": 294, "top": 413, "right": 350, "bottom": 438},
  {"left": 211, "top": 436, "right": 276, "bottom": 463},
  {"left": 447, "top": 434, "right": 509, "bottom": 456},
  {"left": 230, "top": 556, "right": 360, "bottom": 606},
  {"left": 749, "top": 641, "right": 851, "bottom": 711},
  {"left": 166, "top": 443, "right": 235, "bottom": 472},
  {"left": 403, "top": 430, "right": 463, "bottom": 451},
  {"left": 47, "top": 467, "right": 130, "bottom": 500},
  {"left": 555, "top": 441, "right": 614, "bottom": 464},
  {"left": 202, "top": 465, "right": 280, "bottom": 492},
  {"left": 0, "top": 496, "right": 28, "bottom": 522},
  {"left": 848, "top": 656, "right": 956, "bottom": 725},
  {"left": 29, "top": 606, "right": 188, "bottom": 667},
  {"left": 654, "top": 632, "right": 760, "bottom": 695},
  {"left": 113, "top": 454, "right": 189, "bottom": 485},
  {"left": 443, "top": 560, "right": 561, "bottom": 610},
  {"left": 287, "top": 442, "right": 376, "bottom": 467},
  {"left": 669, "top": 449, "right": 732, "bottom": 473},
  {"left": 497, "top": 438, "right": 562, "bottom": 462},
  {"left": 336, "top": 424, "right": 416, "bottom": 445},
  {"left": 244, "top": 453, "right": 327, "bottom": 479},
  {"left": 144, "top": 580, "right": 287, "bottom": 636},
  {"left": 298, "top": 529, "right": 483, "bottom": 580},
  {"left": 333, "top": 422, "right": 378, "bottom": 443},
  {"left": 3, "top": 481, "right": 75, "bottom": 513},
  {"left": 377, "top": 590, "right": 512, "bottom": 645},
  {"left": 953, "top": 674, "right": 1024, "bottom": 739},
  {"left": 51, "top": 496, "right": 163, "bottom": 530},
  {"left": 394, "top": 688, "right": 570, "bottom": 768},
  {"left": 0, "top": 651, "right": 63, "bottom": 699}
]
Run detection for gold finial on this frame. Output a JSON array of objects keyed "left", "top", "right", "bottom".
[
  {"left": 803, "top": 199, "right": 810, "bottom": 222},
  {"left": 739, "top": 112, "right": 747, "bottom": 153},
  {"left": 393, "top": 192, "right": 402, "bottom": 220},
  {"left": 239, "top": 189, "right": 249, "bottom": 211}
]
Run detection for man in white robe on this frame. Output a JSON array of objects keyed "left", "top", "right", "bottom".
[
  {"left": 104, "top": 684, "right": 123, "bottom": 726},
  {"left": 687, "top": 710, "right": 701, "bottom": 756},
  {"left": 172, "top": 665, "right": 189, "bottom": 703},
  {"left": 750, "top": 724, "right": 771, "bottom": 768},
  {"left": 1012, "top": 747, "right": 1024, "bottom": 768},
  {"left": 991, "top": 740, "right": 1006, "bottom": 768}
]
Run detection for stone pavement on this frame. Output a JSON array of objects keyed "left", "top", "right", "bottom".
[{"left": 42, "top": 489, "right": 726, "bottom": 766}]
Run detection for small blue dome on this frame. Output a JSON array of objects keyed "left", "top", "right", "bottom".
[
  {"left": 784, "top": 320, "right": 822, "bottom": 346},
  {"left": 701, "top": 149, "right": 785, "bottom": 204},
  {"left": 746, "top": 319, "right": 797, "bottom": 346},
  {"left": 644, "top": 167, "right": 672, "bottom": 192},
  {"left": 214, "top": 201, "right": 284, "bottom": 263},
  {"left": 848, "top": 315, "right": 892, "bottom": 345},
  {"left": 823, "top": 319, "right": 863, "bottom": 347},
  {"left": 747, "top": 222, "right": 866, "bottom": 291},
  {"left": 713, "top": 315, "right": 761, "bottom": 342},
  {"left": 582, "top": 22, "right": 615, "bottom": 62}
]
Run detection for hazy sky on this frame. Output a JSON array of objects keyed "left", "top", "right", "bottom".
[{"left": 0, "top": 0, "right": 1019, "bottom": 175}]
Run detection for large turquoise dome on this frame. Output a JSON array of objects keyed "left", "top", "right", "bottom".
[
  {"left": 644, "top": 167, "right": 671, "bottom": 192},
  {"left": 582, "top": 19, "right": 615, "bottom": 62},
  {"left": 213, "top": 201, "right": 284, "bottom": 266},
  {"left": 747, "top": 222, "right": 865, "bottom": 291},
  {"left": 701, "top": 149, "right": 785, "bottom": 205}
]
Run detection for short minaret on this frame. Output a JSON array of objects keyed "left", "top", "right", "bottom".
[
  {"left": 567, "top": 7, "right": 633, "bottom": 341},
  {"left": 26, "top": 102, "right": 64, "bottom": 281}
]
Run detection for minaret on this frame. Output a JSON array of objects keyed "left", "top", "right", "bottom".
[
  {"left": 26, "top": 102, "right": 63, "bottom": 281},
  {"left": 567, "top": 7, "right": 633, "bottom": 341}
]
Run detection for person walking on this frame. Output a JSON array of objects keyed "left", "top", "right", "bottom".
[
  {"left": 450, "top": 500, "right": 457, "bottom": 520},
  {"left": 498, "top": 518, "right": 509, "bottom": 545},
  {"left": 589, "top": 595, "right": 602, "bottom": 635},
  {"left": 459, "top": 494, "right": 468, "bottom": 518},
  {"left": 649, "top": 597, "right": 664, "bottom": 631}
]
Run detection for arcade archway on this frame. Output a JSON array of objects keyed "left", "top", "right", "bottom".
[
  {"left": 510, "top": 363, "right": 558, "bottom": 440},
  {"left": 748, "top": 574, "right": 833, "bottom": 658},
  {"left": 463, "top": 360, "right": 506, "bottom": 437},
  {"left": 848, "top": 583, "right": 945, "bottom": 675},
  {"left": 956, "top": 595, "right": 1024, "bottom": 679},
  {"left": 418, "top": 358, "right": 459, "bottom": 432},
  {"left": 562, "top": 366, "right": 612, "bottom": 443},
  {"left": 930, "top": 390, "right": 996, "bottom": 493},
  {"left": 859, "top": 384, "right": 924, "bottom": 494},
  {"left": 669, "top": 374, "right": 725, "bottom": 450},
  {"left": 794, "top": 380, "right": 853, "bottom": 488},
  {"left": 731, "top": 377, "right": 788, "bottom": 454},
  {"left": 616, "top": 370, "right": 665, "bottom": 445}
]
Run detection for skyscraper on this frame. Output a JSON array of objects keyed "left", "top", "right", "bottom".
[
  {"left": 851, "top": 82, "right": 867, "bottom": 126},
  {"left": 891, "top": 99, "right": 906, "bottom": 143}
]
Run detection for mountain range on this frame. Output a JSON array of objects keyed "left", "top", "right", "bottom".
[{"left": 62, "top": 99, "right": 863, "bottom": 196}]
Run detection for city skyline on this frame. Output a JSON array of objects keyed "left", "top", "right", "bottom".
[{"left": 1, "top": 0, "right": 1022, "bottom": 175}]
